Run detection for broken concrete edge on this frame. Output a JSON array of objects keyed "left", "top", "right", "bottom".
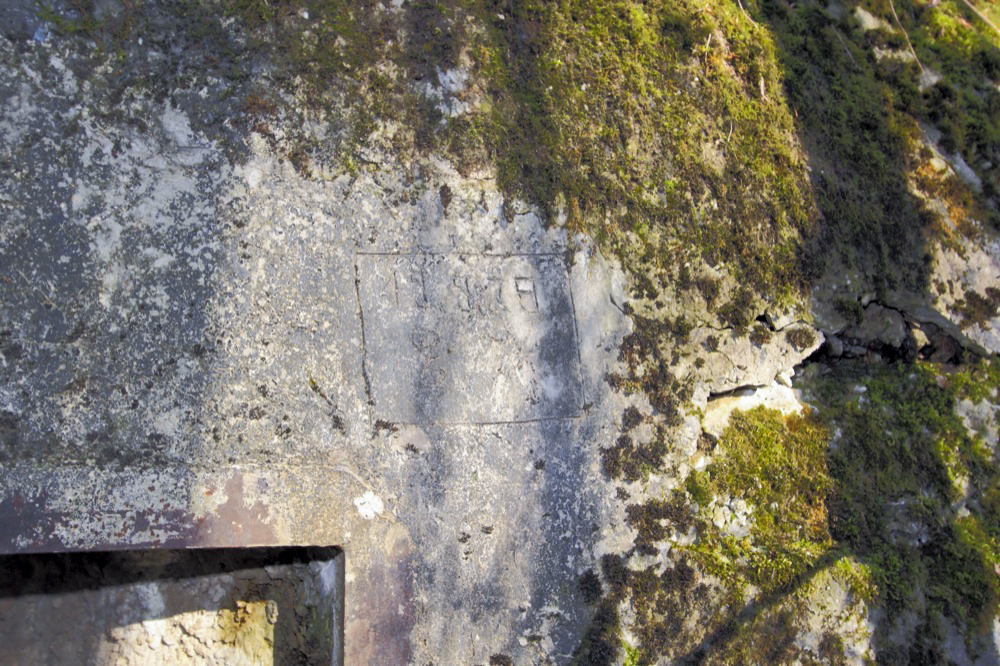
[{"left": 0, "top": 464, "right": 364, "bottom": 554}]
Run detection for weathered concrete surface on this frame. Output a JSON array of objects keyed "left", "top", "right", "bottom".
[
  {"left": 6, "top": 3, "right": 1000, "bottom": 663},
  {"left": 357, "top": 252, "right": 583, "bottom": 424},
  {"left": 0, "top": 21, "right": 632, "bottom": 663}
]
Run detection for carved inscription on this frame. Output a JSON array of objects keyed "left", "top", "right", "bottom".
[{"left": 357, "top": 254, "right": 583, "bottom": 424}]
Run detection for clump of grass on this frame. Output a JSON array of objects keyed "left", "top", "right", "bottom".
[
  {"left": 480, "top": 1, "right": 815, "bottom": 297},
  {"left": 905, "top": 0, "right": 1000, "bottom": 206},
  {"left": 606, "top": 314, "right": 693, "bottom": 423},
  {"left": 602, "top": 432, "right": 669, "bottom": 483},
  {"left": 948, "top": 356, "right": 1000, "bottom": 401},
  {"left": 749, "top": 323, "right": 773, "bottom": 346},
  {"left": 785, "top": 326, "right": 817, "bottom": 351}
]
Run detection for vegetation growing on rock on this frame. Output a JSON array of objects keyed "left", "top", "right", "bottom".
[
  {"left": 693, "top": 407, "right": 833, "bottom": 594},
  {"left": 47, "top": 0, "right": 997, "bottom": 320},
  {"left": 811, "top": 360, "right": 1000, "bottom": 659},
  {"left": 206, "top": 0, "right": 822, "bottom": 325},
  {"left": 602, "top": 359, "right": 999, "bottom": 664},
  {"left": 32, "top": 0, "right": 1000, "bottom": 663}
]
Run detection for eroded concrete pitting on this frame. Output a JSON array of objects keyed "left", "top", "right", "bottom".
[{"left": 0, "top": 25, "right": 632, "bottom": 662}]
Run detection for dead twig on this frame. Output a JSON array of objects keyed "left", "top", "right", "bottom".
[
  {"left": 887, "top": 0, "right": 926, "bottom": 74},
  {"left": 957, "top": 0, "right": 1000, "bottom": 37},
  {"left": 736, "top": 0, "right": 757, "bottom": 23}
]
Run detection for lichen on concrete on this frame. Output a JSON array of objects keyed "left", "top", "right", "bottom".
[{"left": 2, "top": 0, "right": 1000, "bottom": 663}]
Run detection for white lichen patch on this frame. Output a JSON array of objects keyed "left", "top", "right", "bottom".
[
  {"left": 955, "top": 397, "right": 999, "bottom": 450},
  {"left": 419, "top": 66, "right": 477, "bottom": 117},
  {"left": 353, "top": 491, "right": 384, "bottom": 520},
  {"left": 928, "top": 234, "right": 1000, "bottom": 354}
]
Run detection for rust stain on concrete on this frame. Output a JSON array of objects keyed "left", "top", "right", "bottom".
[
  {"left": 348, "top": 523, "right": 416, "bottom": 664},
  {"left": 194, "top": 474, "right": 279, "bottom": 547}
]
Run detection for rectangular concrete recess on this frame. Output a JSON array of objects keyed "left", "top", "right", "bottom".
[
  {"left": 0, "top": 546, "right": 344, "bottom": 665},
  {"left": 357, "top": 253, "right": 584, "bottom": 424}
]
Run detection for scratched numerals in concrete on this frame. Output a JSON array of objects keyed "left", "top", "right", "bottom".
[{"left": 358, "top": 252, "right": 583, "bottom": 424}]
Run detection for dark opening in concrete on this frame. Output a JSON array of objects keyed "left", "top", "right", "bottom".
[{"left": 0, "top": 546, "right": 344, "bottom": 665}]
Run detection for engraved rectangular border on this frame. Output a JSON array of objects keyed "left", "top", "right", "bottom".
[{"left": 353, "top": 251, "right": 586, "bottom": 427}]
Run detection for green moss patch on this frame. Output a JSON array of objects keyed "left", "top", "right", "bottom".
[
  {"left": 611, "top": 359, "right": 999, "bottom": 664},
  {"left": 693, "top": 407, "right": 834, "bottom": 594},
  {"left": 812, "top": 360, "right": 999, "bottom": 643}
]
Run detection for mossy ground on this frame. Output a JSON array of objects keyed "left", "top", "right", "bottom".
[
  {"left": 591, "top": 358, "right": 998, "bottom": 665},
  {"left": 692, "top": 407, "right": 834, "bottom": 594},
  {"left": 816, "top": 360, "right": 1000, "bottom": 640},
  {"left": 676, "top": 360, "right": 998, "bottom": 664}
]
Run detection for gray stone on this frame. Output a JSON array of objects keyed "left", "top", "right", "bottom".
[
  {"left": 678, "top": 323, "right": 823, "bottom": 394},
  {"left": 0, "top": 0, "right": 53, "bottom": 41},
  {"left": 7, "top": 4, "right": 998, "bottom": 663},
  {"left": 846, "top": 303, "right": 907, "bottom": 348},
  {"left": 764, "top": 308, "right": 801, "bottom": 331},
  {"left": 810, "top": 295, "right": 852, "bottom": 335},
  {"left": 921, "top": 234, "right": 1000, "bottom": 354},
  {"left": 955, "top": 398, "right": 999, "bottom": 448},
  {"left": 854, "top": 7, "right": 892, "bottom": 31},
  {"left": 827, "top": 336, "right": 844, "bottom": 358}
]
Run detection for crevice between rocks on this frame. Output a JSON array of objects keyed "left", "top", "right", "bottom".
[{"left": 816, "top": 298, "right": 986, "bottom": 366}]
